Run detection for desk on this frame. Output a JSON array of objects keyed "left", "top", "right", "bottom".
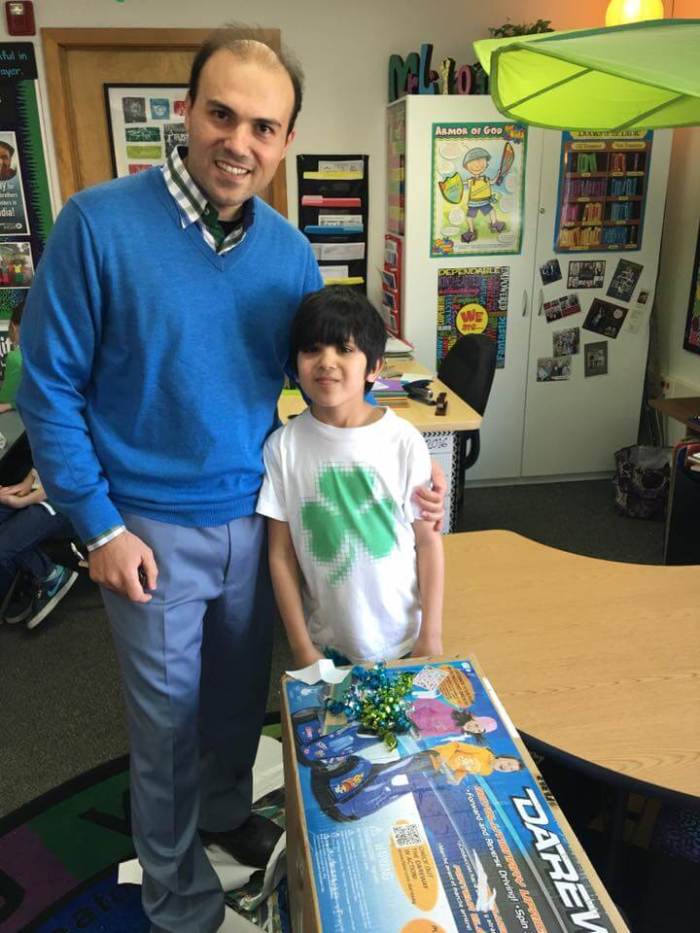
[
  {"left": 649, "top": 395, "right": 700, "bottom": 435},
  {"left": 278, "top": 376, "right": 481, "bottom": 532},
  {"left": 442, "top": 530, "right": 700, "bottom": 802}
]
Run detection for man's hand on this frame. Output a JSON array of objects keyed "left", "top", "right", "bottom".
[
  {"left": 413, "top": 460, "right": 447, "bottom": 532},
  {"left": 89, "top": 530, "right": 158, "bottom": 603}
]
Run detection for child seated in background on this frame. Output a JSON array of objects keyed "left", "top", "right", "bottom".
[
  {"left": 0, "top": 299, "right": 24, "bottom": 413},
  {"left": 0, "top": 468, "right": 79, "bottom": 629},
  {"left": 257, "top": 285, "right": 444, "bottom": 667}
]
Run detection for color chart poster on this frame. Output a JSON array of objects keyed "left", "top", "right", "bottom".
[
  {"left": 431, "top": 122, "right": 526, "bottom": 257},
  {"left": 437, "top": 266, "right": 509, "bottom": 367}
]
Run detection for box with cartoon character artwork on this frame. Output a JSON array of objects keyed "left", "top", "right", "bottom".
[{"left": 281, "top": 657, "right": 627, "bottom": 933}]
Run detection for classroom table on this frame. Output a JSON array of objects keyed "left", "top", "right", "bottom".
[
  {"left": 278, "top": 373, "right": 481, "bottom": 532},
  {"left": 649, "top": 395, "right": 700, "bottom": 435},
  {"left": 442, "top": 530, "right": 700, "bottom": 804}
]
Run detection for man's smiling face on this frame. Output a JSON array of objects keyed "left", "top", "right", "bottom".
[{"left": 183, "top": 49, "right": 295, "bottom": 221}]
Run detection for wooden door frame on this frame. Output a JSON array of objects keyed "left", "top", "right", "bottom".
[{"left": 41, "top": 28, "right": 288, "bottom": 214}]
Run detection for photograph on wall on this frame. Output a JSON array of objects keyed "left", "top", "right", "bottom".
[
  {"left": 431, "top": 122, "right": 526, "bottom": 257},
  {"left": 553, "top": 130, "right": 653, "bottom": 252},
  {"left": 584, "top": 341, "right": 609, "bottom": 376},
  {"left": 0, "top": 130, "right": 29, "bottom": 235},
  {"left": 437, "top": 266, "right": 509, "bottom": 367},
  {"left": 105, "top": 84, "right": 188, "bottom": 178},
  {"left": 567, "top": 260, "right": 606, "bottom": 289},
  {"left": 684, "top": 223, "right": 700, "bottom": 355},
  {"left": 543, "top": 292, "right": 581, "bottom": 323},
  {"left": 537, "top": 355, "right": 572, "bottom": 382},
  {"left": 583, "top": 298, "right": 628, "bottom": 338},
  {"left": 0, "top": 241, "right": 33, "bottom": 289},
  {"left": 553, "top": 326, "right": 580, "bottom": 356},
  {"left": 607, "top": 258, "right": 643, "bottom": 302},
  {"left": 539, "top": 258, "right": 562, "bottom": 285},
  {"left": 637, "top": 289, "right": 650, "bottom": 305}
]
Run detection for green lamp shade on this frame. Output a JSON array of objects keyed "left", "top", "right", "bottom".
[{"left": 474, "top": 19, "right": 700, "bottom": 130}]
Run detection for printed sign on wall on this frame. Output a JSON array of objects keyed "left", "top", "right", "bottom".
[{"left": 431, "top": 122, "right": 526, "bottom": 257}]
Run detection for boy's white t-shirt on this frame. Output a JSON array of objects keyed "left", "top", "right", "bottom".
[{"left": 257, "top": 407, "right": 432, "bottom": 663}]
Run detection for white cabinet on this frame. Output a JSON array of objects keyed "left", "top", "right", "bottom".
[{"left": 391, "top": 95, "right": 671, "bottom": 482}]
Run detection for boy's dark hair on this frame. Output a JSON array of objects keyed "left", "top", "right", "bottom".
[
  {"left": 290, "top": 286, "right": 387, "bottom": 393},
  {"left": 10, "top": 297, "right": 25, "bottom": 328},
  {"left": 188, "top": 25, "right": 304, "bottom": 134}
]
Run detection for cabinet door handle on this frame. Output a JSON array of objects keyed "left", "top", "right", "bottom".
[
  {"left": 522, "top": 289, "right": 528, "bottom": 317},
  {"left": 537, "top": 289, "right": 544, "bottom": 316}
]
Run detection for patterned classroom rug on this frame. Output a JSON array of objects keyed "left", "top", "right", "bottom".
[{"left": 0, "top": 720, "right": 287, "bottom": 933}]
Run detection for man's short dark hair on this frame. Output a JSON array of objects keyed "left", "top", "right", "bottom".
[
  {"left": 0, "top": 141, "right": 14, "bottom": 158},
  {"left": 290, "top": 286, "right": 387, "bottom": 392},
  {"left": 188, "top": 26, "right": 304, "bottom": 134}
]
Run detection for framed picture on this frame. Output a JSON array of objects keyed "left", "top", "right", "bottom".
[
  {"left": 104, "top": 84, "right": 189, "bottom": 179},
  {"left": 584, "top": 341, "right": 608, "bottom": 377},
  {"left": 683, "top": 222, "right": 700, "bottom": 355}
]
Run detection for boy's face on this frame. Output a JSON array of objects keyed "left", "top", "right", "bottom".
[{"left": 296, "top": 337, "right": 382, "bottom": 418}]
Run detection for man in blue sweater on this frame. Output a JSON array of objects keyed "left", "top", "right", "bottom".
[{"left": 18, "top": 28, "right": 444, "bottom": 933}]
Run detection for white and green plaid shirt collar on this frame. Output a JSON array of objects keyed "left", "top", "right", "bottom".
[{"left": 162, "top": 146, "right": 253, "bottom": 254}]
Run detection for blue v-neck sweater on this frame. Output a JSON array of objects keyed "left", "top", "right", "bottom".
[{"left": 18, "top": 169, "right": 322, "bottom": 543}]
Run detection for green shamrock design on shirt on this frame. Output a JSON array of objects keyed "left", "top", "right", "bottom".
[{"left": 301, "top": 465, "right": 398, "bottom": 585}]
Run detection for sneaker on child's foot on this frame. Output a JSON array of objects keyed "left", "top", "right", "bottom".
[
  {"left": 26, "top": 566, "right": 78, "bottom": 630},
  {"left": 2, "top": 571, "right": 36, "bottom": 624}
]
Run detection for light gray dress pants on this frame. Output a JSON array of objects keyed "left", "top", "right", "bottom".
[{"left": 102, "top": 513, "right": 273, "bottom": 933}]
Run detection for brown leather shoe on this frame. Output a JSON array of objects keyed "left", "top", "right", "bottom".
[{"left": 200, "top": 813, "right": 283, "bottom": 868}]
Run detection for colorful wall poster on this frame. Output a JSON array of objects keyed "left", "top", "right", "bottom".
[
  {"left": 285, "top": 659, "right": 620, "bottom": 933},
  {"left": 554, "top": 131, "right": 653, "bottom": 253},
  {"left": 607, "top": 259, "right": 643, "bottom": 302},
  {"left": 0, "top": 130, "right": 29, "bottom": 235},
  {"left": 684, "top": 223, "right": 700, "bottom": 355},
  {"left": 104, "top": 84, "right": 188, "bottom": 178},
  {"left": 0, "top": 43, "right": 53, "bottom": 323},
  {"left": 437, "top": 266, "right": 509, "bottom": 367},
  {"left": 431, "top": 122, "right": 526, "bottom": 257},
  {"left": 583, "top": 298, "right": 628, "bottom": 338}
]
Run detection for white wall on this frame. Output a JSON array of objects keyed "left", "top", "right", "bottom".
[
  {"left": 1, "top": 0, "right": 698, "bottom": 396},
  {"left": 0, "top": 0, "right": 605, "bottom": 306}
]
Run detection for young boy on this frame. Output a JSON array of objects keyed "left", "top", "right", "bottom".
[{"left": 257, "top": 286, "right": 444, "bottom": 666}]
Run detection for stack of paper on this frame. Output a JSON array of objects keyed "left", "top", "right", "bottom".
[{"left": 371, "top": 377, "right": 408, "bottom": 402}]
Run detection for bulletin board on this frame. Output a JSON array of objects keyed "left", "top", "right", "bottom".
[{"left": 0, "top": 43, "right": 53, "bottom": 325}]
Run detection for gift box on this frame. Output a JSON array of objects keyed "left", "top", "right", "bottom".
[{"left": 281, "top": 656, "right": 627, "bottom": 932}]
